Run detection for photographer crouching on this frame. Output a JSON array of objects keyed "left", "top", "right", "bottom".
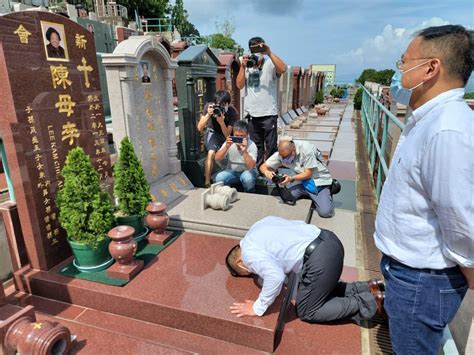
[
  {"left": 260, "top": 137, "right": 338, "bottom": 218},
  {"left": 214, "top": 120, "right": 258, "bottom": 192},
  {"left": 197, "top": 90, "right": 239, "bottom": 187}
]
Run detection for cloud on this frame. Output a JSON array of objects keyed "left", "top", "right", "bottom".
[{"left": 333, "top": 17, "right": 450, "bottom": 80}]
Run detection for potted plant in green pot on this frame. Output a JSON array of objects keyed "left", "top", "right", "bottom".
[
  {"left": 113, "top": 137, "right": 151, "bottom": 242},
  {"left": 57, "top": 147, "right": 115, "bottom": 273}
]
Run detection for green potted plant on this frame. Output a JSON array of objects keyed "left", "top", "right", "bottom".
[
  {"left": 57, "top": 147, "right": 115, "bottom": 273},
  {"left": 113, "top": 137, "right": 151, "bottom": 241}
]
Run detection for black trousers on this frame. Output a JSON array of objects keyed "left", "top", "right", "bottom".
[
  {"left": 248, "top": 115, "right": 278, "bottom": 168},
  {"left": 295, "top": 229, "right": 377, "bottom": 323}
]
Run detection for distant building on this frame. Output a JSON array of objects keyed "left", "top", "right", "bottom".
[{"left": 311, "top": 64, "right": 336, "bottom": 88}]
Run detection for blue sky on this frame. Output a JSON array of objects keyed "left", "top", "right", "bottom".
[{"left": 181, "top": 0, "right": 474, "bottom": 89}]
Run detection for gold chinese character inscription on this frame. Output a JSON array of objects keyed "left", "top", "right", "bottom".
[
  {"left": 55, "top": 95, "right": 76, "bottom": 117},
  {"left": 61, "top": 121, "right": 80, "bottom": 145},
  {"left": 75, "top": 34, "right": 87, "bottom": 49},
  {"left": 50, "top": 65, "right": 72, "bottom": 89},
  {"left": 14, "top": 25, "right": 31, "bottom": 44},
  {"left": 77, "top": 57, "right": 93, "bottom": 89}
]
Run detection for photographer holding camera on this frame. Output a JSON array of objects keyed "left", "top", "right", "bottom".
[
  {"left": 260, "top": 137, "right": 335, "bottom": 218},
  {"left": 197, "top": 90, "right": 239, "bottom": 187},
  {"left": 236, "top": 37, "right": 286, "bottom": 169},
  {"left": 214, "top": 120, "right": 258, "bottom": 192}
]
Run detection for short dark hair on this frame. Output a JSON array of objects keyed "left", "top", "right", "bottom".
[
  {"left": 45, "top": 27, "right": 61, "bottom": 42},
  {"left": 225, "top": 245, "right": 242, "bottom": 277},
  {"left": 233, "top": 120, "right": 248, "bottom": 133},
  {"left": 416, "top": 25, "right": 473, "bottom": 85},
  {"left": 214, "top": 90, "right": 231, "bottom": 105},
  {"left": 249, "top": 37, "right": 265, "bottom": 49}
]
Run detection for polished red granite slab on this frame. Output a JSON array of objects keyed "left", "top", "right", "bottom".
[
  {"left": 14, "top": 232, "right": 290, "bottom": 352},
  {"left": 36, "top": 313, "right": 192, "bottom": 355},
  {"left": 276, "top": 266, "right": 362, "bottom": 354}
]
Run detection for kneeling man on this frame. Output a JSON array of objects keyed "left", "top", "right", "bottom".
[{"left": 227, "top": 216, "right": 384, "bottom": 322}]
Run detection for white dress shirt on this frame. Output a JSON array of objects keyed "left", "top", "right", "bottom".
[
  {"left": 240, "top": 216, "right": 321, "bottom": 316},
  {"left": 375, "top": 88, "right": 474, "bottom": 269}
]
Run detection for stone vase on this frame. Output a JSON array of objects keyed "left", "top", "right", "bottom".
[
  {"left": 145, "top": 202, "right": 173, "bottom": 245},
  {"left": 205, "top": 193, "right": 230, "bottom": 210},
  {"left": 106, "top": 225, "right": 143, "bottom": 280},
  {"left": 212, "top": 184, "right": 238, "bottom": 203},
  {"left": 5, "top": 316, "right": 71, "bottom": 355}
]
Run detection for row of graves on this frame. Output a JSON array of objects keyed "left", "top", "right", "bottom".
[{"left": 0, "top": 11, "right": 347, "bottom": 354}]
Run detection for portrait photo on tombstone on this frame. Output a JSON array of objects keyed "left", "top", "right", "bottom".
[
  {"left": 87, "top": 23, "right": 95, "bottom": 35},
  {"left": 41, "top": 21, "right": 69, "bottom": 61},
  {"left": 140, "top": 61, "right": 151, "bottom": 83}
]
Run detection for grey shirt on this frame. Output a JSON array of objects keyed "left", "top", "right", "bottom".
[
  {"left": 244, "top": 59, "right": 278, "bottom": 117},
  {"left": 265, "top": 141, "right": 332, "bottom": 186}
]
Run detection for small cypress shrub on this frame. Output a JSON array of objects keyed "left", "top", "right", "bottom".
[
  {"left": 57, "top": 147, "right": 115, "bottom": 249},
  {"left": 113, "top": 137, "right": 151, "bottom": 217}
]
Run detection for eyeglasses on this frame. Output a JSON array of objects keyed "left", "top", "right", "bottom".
[{"left": 395, "top": 58, "right": 432, "bottom": 70}]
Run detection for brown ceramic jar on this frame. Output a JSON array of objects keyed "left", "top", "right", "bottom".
[
  {"left": 5, "top": 316, "right": 71, "bottom": 354},
  {"left": 145, "top": 202, "right": 169, "bottom": 234},
  {"left": 108, "top": 225, "right": 137, "bottom": 264}
]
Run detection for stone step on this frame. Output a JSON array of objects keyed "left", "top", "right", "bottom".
[
  {"left": 7, "top": 293, "right": 267, "bottom": 354},
  {"left": 167, "top": 189, "right": 312, "bottom": 237},
  {"left": 13, "top": 232, "right": 295, "bottom": 352}
]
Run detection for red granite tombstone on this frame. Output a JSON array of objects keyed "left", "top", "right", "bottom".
[{"left": 0, "top": 11, "right": 112, "bottom": 270}]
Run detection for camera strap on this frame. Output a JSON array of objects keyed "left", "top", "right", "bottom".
[{"left": 274, "top": 183, "right": 297, "bottom": 206}]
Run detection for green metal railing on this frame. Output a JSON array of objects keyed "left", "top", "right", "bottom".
[
  {"left": 140, "top": 18, "right": 173, "bottom": 33},
  {"left": 360, "top": 85, "right": 404, "bottom": 200}
]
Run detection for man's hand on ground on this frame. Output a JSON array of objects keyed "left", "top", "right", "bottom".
[{"left": 230, "top": 300, "right": 257, "bottom": 318}]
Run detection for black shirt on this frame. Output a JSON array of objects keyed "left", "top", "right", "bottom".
[{"left": 202, "top": 103, "right": 239, "bottom": 137}]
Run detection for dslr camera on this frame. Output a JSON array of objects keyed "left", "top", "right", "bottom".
[
  {"left": 246, "top": 54, "right": 260, "bottom": 68},
  {"left": 271, "top": 173, "right": 285, "bottom": 184},
  {"left": 212, "top": 103, "right": 224, "bottom": 117}
]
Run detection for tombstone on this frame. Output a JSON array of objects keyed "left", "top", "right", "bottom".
[
  {"left": 286, "top": 66, "right": 294, "bottom": 112},
  {"left": 103, "top": 35, "right": 192, "bottom": 205},
  {"left": 292, "top": 66, "right": 301, "bottom": 110},
  {"left": 301, "top": 68, "right": 308, "bottom": 107},
  {"left": 176, "top": 46, "right": 219, "bottom": 187},
  {"left": 217, "top": 51, "right": 240, "bottom": 114},
  {"left": 0, "top": 11, "right": 112, "bottom": 270}
]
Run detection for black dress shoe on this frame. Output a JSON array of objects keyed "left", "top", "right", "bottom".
[
  {"left": 373, "top": 291, "right": 387, "bottom": 319},
  {"left": 368, "top": 278, "right": 385, "bottom": 294}
]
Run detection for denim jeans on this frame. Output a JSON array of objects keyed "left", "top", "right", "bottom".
[
  {"left": 215, "top": 169, "right": 257, "bottom": 192},
  {"left": 380, "top": 255, "right": 468, "bottom": 355}
]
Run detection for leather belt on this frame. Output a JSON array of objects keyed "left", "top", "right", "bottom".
[{"left": 304, "top": 230, "right": 326, "bottom": 263}]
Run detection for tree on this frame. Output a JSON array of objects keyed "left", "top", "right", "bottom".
[
  {"left": 204, "top": 16, "right": 243, "bottom": 54},
  {"left": 314, "top": 90, "right": 324, "bottom": 105},
  {"left": 116, "top": 0, "right": 170, "bottom": 21},
  {"left": 375, "top": 69, "right": 395, "bottom": 86},
  {"left": 465, "top": 92, "right": 474, "bottom": 99},
  {"left": 215, "top": 17, "right": 235, "bottom": 38},
  {"left": 113, "top": 137, "right": 151, "bottom": 217},
  {"left": 57, "top": 147, "right": 115, "bottom": 249},
  {"left": 356, "top": 68, "right": 395, "bottom": 86},
  {"left": 356, "top": 69, "right": 377, "bottom": 85},
  {"left": 171, "top": 0, "right": 200, "bottom": 37},
  {"left": 353, "top": 88, "right": 363, "bottom": 110}
]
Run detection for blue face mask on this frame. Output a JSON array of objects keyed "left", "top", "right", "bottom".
[
  {"left": 282, "top": 154, "right": 295, "bottom": 165},
  {"left": 390, "top": 60, "right": 430, "bottom": 106}
]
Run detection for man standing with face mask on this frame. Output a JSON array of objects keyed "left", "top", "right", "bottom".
[
  {"left": 237, "top": 37, "right": 287, "bottom": 169},
  {"left": 374, "top": 25, "right": 473, "bottom": 354}
]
